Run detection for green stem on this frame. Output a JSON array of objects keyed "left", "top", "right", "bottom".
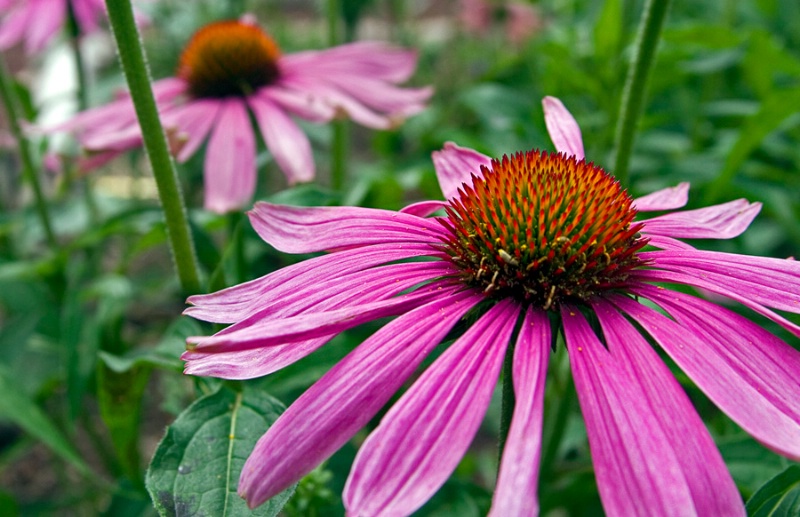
[
  {"left": 327, "top": 0, "right": 349, "bottom": 192},
  {"left": 611, "top": 0, "right": 672, "bottom": 187},
  {"left": 0, "top": 55, "right": 58, "bottom": 249},
  {"left": 66, "top": 1, "right": 100, "bottom": 225},
  {"left": 498, "top": 341, "right": 516, "bottom": 462},
  {"left": 104, "top": 0, "right": 201, "bottom": 294}
]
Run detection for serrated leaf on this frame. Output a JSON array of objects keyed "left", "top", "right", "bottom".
[
  {"left": 146, "top": 386, "right": 294, "bottom": 516},
  {"left": 746, "top": 465, "right": 800, "bottom": 517}
]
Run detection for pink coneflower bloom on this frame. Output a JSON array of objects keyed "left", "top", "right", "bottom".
[
  {"left": 44, "top": 17, "right": 432, "bottom": 213},
  {"left": 0, "top": 0, "right": 107, "bottom": 53},
  {"left": 182, "top": 96, "right": 800, "bottom": 515}
]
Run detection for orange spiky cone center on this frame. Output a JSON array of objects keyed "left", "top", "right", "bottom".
[
  {"left": 178, "top": 20, "right": 281, "bottom": 99},
  {"left": 440, "top": 150, "right": 647, "bottom": 309}
]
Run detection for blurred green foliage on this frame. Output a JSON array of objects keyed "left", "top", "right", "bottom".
[{"left": 0, "top": 0, "right": 798, "bottom": 515}]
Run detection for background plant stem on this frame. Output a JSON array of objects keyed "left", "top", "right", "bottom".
[
  {"left": 103, "top": 0, "right": 201, "bottom": 294},
  {"left": 327, "top": 0, "right": 349, "bottom": 192},
  {"left": 612, "top": 0, "right": 672, "bottom": 187},
  {"left": 0, "top": 55, "right": 58, "bottom": 250}
]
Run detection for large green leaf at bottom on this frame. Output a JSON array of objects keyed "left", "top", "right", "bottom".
[{"left": 146, "top": 386, "right": 294, "bottom": 516}]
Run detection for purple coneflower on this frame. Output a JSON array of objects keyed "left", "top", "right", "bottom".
[
  {"left": 0, "top": 0, "right": 112, "bottom": 53},
  {"left": 183, "top": 96, "right": 800, "bottom": 515},
  {"left": 43, "top": 16, "right": 431, "bottom": 213}
]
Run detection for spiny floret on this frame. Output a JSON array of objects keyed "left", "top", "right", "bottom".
[
  {"left": 178, "top": 20, "right": 281, "bottom": 99},
  {"left": 440, "top": 149, "right": 647, "bottom": 308}
]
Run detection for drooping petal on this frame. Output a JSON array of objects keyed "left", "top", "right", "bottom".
[
  {"left": 617, "top": 287, "right": 800, "bottom": 461},
  {"left": 160, "top": 99, "right": 221, "bottom": 162},
  {"left": 542, "top": 96, "right": 584, "bottom": 160},
  {"left": 187, "top": 282, "right": 459, "bottom": 353},
  {"left": 640, "top": 199, "right": 761, "bottom": 239},
  {"left": 260, "top": 86, "right": 336, "bottom": 122},
  {"left": 25, "top": 0, "right": 65, "bottom": 53},
  {"left": 641, "top": 249, "right": 800, "bottom": 315},
  {"left": 590, "top": 299, "right": 745, "bottom": 515},
  {"left": 248, "top": 94, "right": 315, "bottom": 184},
  {"left": 248, "top": 202, "right": 448, "bottom": 254},
  {"left": 183, "top": 261, "right": 455, "bottom": 379},
  {"left": 634, "top": 182, "right": 690, "bottom": 212},
  {"left": 490, "top": 307, "right": 550, "bottom": 517},
  {"left": 0, "top": 4, "right": 30, "bottom": 50},
  {"left": 344, "top": 299, "right": 519, "bottom": 516},
  {"left": 633, "top": 268, "right": 800, "bottom": 337},
  {"left": 280, "top": 76, "right": 395, "bottom": 129},
  {"left": 562, "top": 306, "right": 726, "bottom": 516},
  {"left": 203, "top": 99, "right": 257, "bottom": 213},
  {"left": 185, "top": 242, "right": 440, "bottom": 323},
  {"left": 280, "top": 41, "right": 421, "bottom": 83},
  {"left": 431, "top": 142, "right": 492, "bottom": 200},
  {"left": 239, "top": 289, "right": 484, "bottom": 509}
]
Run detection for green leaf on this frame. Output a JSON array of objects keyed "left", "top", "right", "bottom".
[
  {"left": 0, "top": 366, "right": 89, "bottom": 475},
  {"left": 706, "top": 88, "right": 800, "bottom": 203},
  {"left": 746, "top": 465, "right": 800, "bottom": 517},
  {"left": 98, "top": 362, "right": 150, "bottom": 485},
  {"left": 594, "top": 0, "right": 623, "bottom": 59},
  {"left": 146, "top": 386, "right": 294, "bottom": 516}
]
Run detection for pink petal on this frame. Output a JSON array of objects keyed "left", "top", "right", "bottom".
[
  {"left": 344, "top": 300, "right": 519, "bottom": 516},
  {"left": 151, "top": 77, "right": 188, "bottom": 103},
  {"left": 315, "top": 74, "right": 432, "bottom": 117},
  {"left": 280, "top": 41, "right": 421, "bottom": 83},
  {"left": 590, "top": 299, "right": 745, "bottom": 515},
  {"left": 25, "top": 0, "right": 65, "bottom": 53},
  {"left": 634, "top": 268, "right": 800, "bottom": 337},
  {"left": 0, "top": 5, "right": 30, "bottom": 50},
  {"left": 400, "top": 200, "right": 447, "bottom": 217},
  {"left": 616, "top": 287, "right": 800, "bottom": 461},
  {"left": 187, "top": 282, "right": 459, "bottom": 353},
  {"left": 160, "top": 99, "right": 220, "bottom": 162},
  {"left": 542, "top": 96, "right": 585, "bottom": 160},
  {"left": 634, "top": 183, "right": 690, "bottom": 212},
  {"left": 247, "top": 202, "right": 448, "bottom": 254},
  {"left": 431, "top": 142, "right": 492, "bottom": 200},
  {"left": 203, "top": 99, "right": 256, "bottom": 213},
  {"left": 642, "top": 234, "right": 697, "bottom": 251},
  {"left": 640, "top": 199, "right": 761, "bottom": 239},
  {"left": 260, "top": 86, "right": 335, "bottom": 122},
  {"left": 281, "top": 76, "right": 395, "bottom": 129},
  {"left": 248, "top": 94, "right": 315, "bottom": 184},
  {"left": 185, "top": 242, "right": 440, "bottom": 323},
  {"left": 562, "top": 306, "right": 742, "bottom": 515},
  {"left": 490, "top": 307, "right": 550, "bottom": 517},
  {"left": 239, "top": 290, "right": 484, "bottom": 508},
  {"left": 184, "top": 261, "right": 455, "bottom": 379},
  {"left": 641, "top": 249, "right": 800, "bottom": 315}
]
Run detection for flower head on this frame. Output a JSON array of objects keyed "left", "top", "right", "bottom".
[
  {"left": 183, "top": 96, "right": 800, "bottom": 515},
  {"left": 41, "top": 16, "right": 432, "bottom": 213}
]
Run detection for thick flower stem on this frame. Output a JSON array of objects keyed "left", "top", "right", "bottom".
[
  {"left": 0, "top": 55, "right": 58, "bottom": 250},
  {"left": 327, "top": 0, "right": 349, "bottom": 192},
  {"left": 104, "top": 0, "right": 201, "bottom": 294},
  {"left": 611, "top": 0, "right": 672, "bottom": 187}
]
